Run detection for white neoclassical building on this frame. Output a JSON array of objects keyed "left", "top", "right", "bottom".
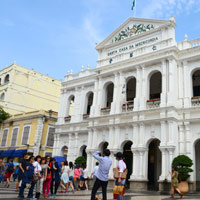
[{"left": 54, "top": 17, "right": 200, "bottom": 192}]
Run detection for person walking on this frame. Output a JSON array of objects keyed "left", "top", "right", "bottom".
[
  {"left": 18, "top": 156, "right": 35, "bottom": 199},
  {"left": 60, "top": 161, "right": 69, "bottom": 192},
  {"left": 114, "top": 152, "right": 127, "bottom": 200},
  {"left": 83, "top": 164, "right": 89, "bottom": 190},
  {"left": 74, "top": 164, "right": 81, "bottom": 191},
  {"left": 68, "top": 162, "right": 75, "bottom": 193},
  {"left": 4, "top": 159, "right": 14, "bottom": 188},
  {"left": 27, "top": 155, "right": 42, "bottom": 199},
  {"left": 16, "top": 152, "right": 29, "bottom": 191},
  {"left": 0, "top": 159, "right": 5, "bottom": 183},
  {"left": 43, "top": 156, "right": 52, "bottom": 199},
  {"left": 91, "top": 162, "right": 99, "bottom": 184},
  {"left": 170, "top": 166, "right": 183, "bottom": 199},
  {"left": 50, "top": 158, "right": 60, "bottom": 198},
  {"left": 91, "top": 149, "right": 112, "bottom": 200}
]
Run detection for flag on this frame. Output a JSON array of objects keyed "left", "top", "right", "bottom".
[{"left": 131, "top": 0, "right": 136, "bottom": 10}]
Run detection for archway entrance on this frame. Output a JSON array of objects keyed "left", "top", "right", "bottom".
[
  {"left": 61, "top": 146, "right": 68, "bottom": 159},
  {"left": 195, "top": 140, "right": 200, "bottom": 191},
  {"left": 123, "top": 141, "right": 133, "bottom": 188},
  {"left": 99, "top": 142, "right": 109, "bottom": 155},
  {"left": 80, "top": 145, "right": 87, "bottom": 160},
  {"left": 148, "top": 139, "right": 161, "bottom": 190}
]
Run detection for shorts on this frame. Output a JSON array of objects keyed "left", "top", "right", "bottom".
[
  {"left": 5, "top": 172, "right": 12, "bottom": 179},
  {"left": 69, "top": 176, "right": 73, "bottom": 182},
  {"left": 83, "top": 178, "right": 88, "bottom": 181},
  {"left": 80, "top": 175, "right": 84, "bottom": 181}
]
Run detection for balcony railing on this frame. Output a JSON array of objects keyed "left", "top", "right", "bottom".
[
  {"left": 101, "top": 107, "right": 111, "bottom": 115},
  {"left": 191, "top": 96, "right": 200, "bottom": 106},
  {"left": 64, "top": 116, "right": 71, "bottom": 122},
  {"left": 83, "top": 113, "right": 89, "bottom": 120},
  {"left": 146, "top": 98, "right": 160, "bottom": 109},
  {"left": 122, "top": 101, "right": 134, "bottom": 112}
]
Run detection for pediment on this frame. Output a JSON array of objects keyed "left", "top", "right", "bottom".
[{"left": 96, "top": 17, "right": 175, "bottom": 50}]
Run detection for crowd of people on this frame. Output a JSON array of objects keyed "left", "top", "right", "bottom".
[{"left": 0, "top": 153, "right": 93, "bottom": 199}]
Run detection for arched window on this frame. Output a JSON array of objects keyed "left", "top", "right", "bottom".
[
  {"left": 86, "top": 92, "right": 93, "bottom": 114},
  {"left": 192, "top": 70, "right": 200, "bottom": 97},
  {"left": 68, "top": 96, "right": 75, "bottom": 116},
  {"left": 105, "top": 82, "right": 114, "bottom": 107},
  {"left": 126, "top": 77, "right": 136, "bottom": 102},
  {"left": 149, "top": 72, "right": 162, "bottom": 99},
  {"left": 0, "top": 93, "right": 5, "bottom": 101},
  {"left": 4, "top": 74, "right": 9, "bottom": 84}
]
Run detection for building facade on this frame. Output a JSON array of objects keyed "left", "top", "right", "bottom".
[
  {"left": 0, "top": 110, "right": 57, "bottom": 161},
  {"left": 0, "top": 63, "right": 61, "bottom": 115},
  {"left": 54, "top": 17, "right": 200, "bottom": 192}
]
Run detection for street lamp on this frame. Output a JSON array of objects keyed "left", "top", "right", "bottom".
[{"left": 48, "top": 109, "right": 53, "bottom": 118}]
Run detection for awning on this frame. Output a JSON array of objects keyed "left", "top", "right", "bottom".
[
  {"left": 12, "top": 150, "right": 27, "bottom": 158},
  {"left": 0, "top": 150, "right": 4, "bottom": 157},
  {"left": 0, "top": 150, "right": 15, "bottom": 157}
]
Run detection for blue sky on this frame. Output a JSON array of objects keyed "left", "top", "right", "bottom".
[{"left": 0, "top": 0, "right": 200, "bottom": 80}]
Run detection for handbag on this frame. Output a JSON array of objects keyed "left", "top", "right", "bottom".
[
  {"left": 113, "top": 185, "right": 125, "bottom": 195},
  {"left": 113, "top": 168, "right": 128, "bottom": 179},
  {"left": 33, "top": 174, "right": 40, "bottom": 182}
]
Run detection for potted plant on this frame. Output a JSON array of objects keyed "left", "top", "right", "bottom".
[{"left": 172, "top": 155, "right": 193, "bottom": 194}]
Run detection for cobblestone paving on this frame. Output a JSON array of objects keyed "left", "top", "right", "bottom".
[{"left": 0, "top": 182, "right": 200, "bottom": 200}]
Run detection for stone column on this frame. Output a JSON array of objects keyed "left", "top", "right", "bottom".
[
  {"left": 134, "top": 66, "right": 141, "bottom": 111},
  {"left": 179, "top": 123, "right": 185, "bottom": 155},
  {"left": 114, "top": 126, "right": 120, "bottom": 149},
  {"left": 138, "top": 123, "right": 145, "bottom": 147},
  {"left": 91, "top": 78, "right": 98, "bottom": 117},
  {"left": 68, "top": 133, "right": 73, "bottom": 161},
  {"left": 160, "top": 60, "right": 167, "bottom": 107},
  {"left": 86, "top": 151, "right": 93, "bottom": 174},
  {"left": 92, "top": 128, "right": 97, "bottom": 149},
  {"left": 140, "top": 66, "right": 146, "bottom": 110},
  {"left": 71, "top": 88, "right": 79, "bottom": 123},
  {"left": 78, "top": 86, "right": 85, "bottom": 120},
  {"left": 109, "top": 126, "right": 114, "bottom": 148},
  {"left": 96, "top": 77, "right": 102, "bottom": 116},
  {"left": 87, "top": 129, "right": 93, "bottom": 149},
  {"left": 159, "top": 147, "right": 167, "bottom": 180},
  {"left": 33, "top": 118, "right": 45, "bottom": 156},
  {"left": 184, "top": 122, "right": 191, "bottom": 157},
  {"left": 56, "top": 134, "right": 60, "bottom": 155},
  {"left": 167, "top": 120, "right": 174, "bottom": 146},
  {"left": 183, "top": 61, "right": 191, "bottom": 108},
  {"left": 167, "top": 147, "right": 175, "bottom": 181},
  {"left": 74, "top": 132, "right": 79, "bottom": 157},
  {"left": 111, "top": 73, "right": 119, "bottom": 115},
  {"left": 130, "top": 148, "right": 138, "bottom": 179},
  {"left": 52, "top": 134, "right": 58, "bottom": 156},
  {"left": 57, "top": 91, "right": 66, "bottom": 124},
  {"left": 160, "top": 121, "right": 167, "bottom": 146}
]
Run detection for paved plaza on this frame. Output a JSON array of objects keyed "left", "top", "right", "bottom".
[{"left": 0, "top": 182, "right": 200, "bottom": 200}]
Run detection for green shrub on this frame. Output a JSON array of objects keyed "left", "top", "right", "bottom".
[
  {"left": 172, "top": 155, "right": 193, "bottom": 181},
  {"left": 74, "top": 156, "right": 86, "bottom": 165},
  {"left": 0, "top": 107, "right": 10, "bottom": 123}
]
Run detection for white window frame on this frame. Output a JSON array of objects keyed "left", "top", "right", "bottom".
[
  {"left": 10, "top": 127, "right": 19, "bottom": 147},
  {"left": 1, "top": 128, "right": 9, "bottom": 147},
  {"left": 20, "top": 125, "right": 31, "bottom": 146},
  {"left": 45, "top": 126, "right": 55, "bottom": 148}
]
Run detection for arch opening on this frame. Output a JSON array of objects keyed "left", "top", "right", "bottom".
[
  {"left": 126, "top": 77, "right": 136, "bottom": 102},
  {"left": 148, "top": 139, "right": 161, "bottom": 191},
  {"left": 99, "top": 142, "right": 109, "bottom": 154},
  {"left": 86, "top": 92, "right": 93, "bottom": 114},
  {"left": 123, "top": 141, "right": 133, "bottom": 189},
  {"left": 195, "top": 139, "right": 200, "bottom": 191},
  {"left": 192, "top": 70, "right": 200, "bottom": 97},
  {"left": 67, "top": 95, "right": 75, "bottom": 116},
  {"left": 149, "top": 72, "right": 162, "bottom": 99},
  {"left": 105, "top": 83, "right": 114, "bottom": 107},
  {"left": 4, "top": 74, "right": 9, "bottom": 84},
  {"left": 80, "top": 145, "right": 87, "bottom": 160},
  {"left": 61, "top": 146, "right": 68, "bottom": 159}
]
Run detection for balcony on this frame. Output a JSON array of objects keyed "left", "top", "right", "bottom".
[
  {"left": 122, "top": 101, "right": 134, "bottom": 112},
  {"left": 191, "top": 96, "right": 200, "bottom": 106},
  {"left": 64, "top": 116, "right": 71, "bottom": 122},
  {"left": 146, "top": 98, "right": 160, "bottom": 109},
  {"left": 101, "top": 107, "right": 111, "bottom": 115},
  {"left": 83, "top": 113, "right": 89, "bottom": 120}
]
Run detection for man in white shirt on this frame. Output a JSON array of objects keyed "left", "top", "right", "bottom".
[{"left": 91, "top": 149, "right": 112, "bottom": 200}]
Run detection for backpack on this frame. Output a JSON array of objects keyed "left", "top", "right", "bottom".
[{"left": 7, "top": 163, "right": 14, "bottom": 172}]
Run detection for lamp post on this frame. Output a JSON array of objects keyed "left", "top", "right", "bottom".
[{"left": 48, "top": 109, "right": 53, "bottom": 118}]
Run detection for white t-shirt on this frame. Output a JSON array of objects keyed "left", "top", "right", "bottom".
[
  {"left": 92, "top": 166, "right": 99, "bottom": 176},
  {"left": 83, "top": 168, "right": 88, "bottom": 179},
  {"left": 68, "top": 168, "right": 74, "bottom": 177},
  {"left": 33, "top": 161, "right": 42, "bottom": 174},
  {"left": 62, "top": 166, "right": 69, "bottom": 174},
  {"left": 118, "top": 160, "right": 126, "bottom": 173}
]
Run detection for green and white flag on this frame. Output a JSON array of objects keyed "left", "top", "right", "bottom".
[{"left": 131, "top": 0, "right": 136, "bottom": 10}]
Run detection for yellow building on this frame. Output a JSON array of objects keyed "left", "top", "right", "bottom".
[
  {"left": 0, "top": 62, "right": 61, "bottom": 115},
  {"left": 0, "top": 110, "right": 57, "bottom": 161}
]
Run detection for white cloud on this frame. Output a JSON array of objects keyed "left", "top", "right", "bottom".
[{"left": 140, "top": 0, "right": 200, "bottom": 19}]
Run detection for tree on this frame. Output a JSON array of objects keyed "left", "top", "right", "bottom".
[
  {"left": 74, "top": 156, "right": 86, "bottom": 165},
  {"left": 0, "top": 107, "right": 10, "bottom": 123},
  {"left": 172, "top": 155, "right": 193, "bottom": 181}
]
